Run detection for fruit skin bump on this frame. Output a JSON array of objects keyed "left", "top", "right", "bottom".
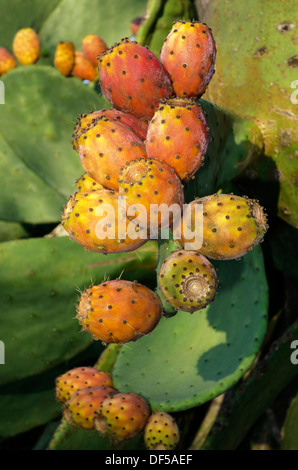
[
  {"left": 144, "top": 411, "right": 180, "bottom": 450},
  {"left": 82, "top": 34, "right": 107, "bottom": 67},
  {"left": 75, "top": 173, "right": 105, "bottom": 192},
  {"left": 160, "top": 20, "right": 216, "bottom": 99},
  {"left": 95, "top": 392, "right": 150, "bottom": 441},
  {"left": 74, "top": 115, "right": 147, "bottom": 190},
  {"left": 178, "top": 193, "right": 269, "bottom": 260},
  {"left": 71, "top": 51, "right": 97, "bottom": 81},
  {"left": 54, "top": 41, "right": 75, "bottom": 76},
  {"left": 12, "top": 28, "right": 41, "bottom": 65},
  {"left": 98, "top": 38, "right": 174, "bottom": 121},
  {"left": 55, "top": 367, "right": 113, "bottom": 403},
  {"left": 63, "top": 385, "right": 117, "bottom": 430},
  {"left": 0, "top": 47, "right": 17, "bottom": 75},
  {"left": 76, "top": 279, "right": 163, "bottom": 344},
  {"left": 61, "top": 188, "right": 148, "bottom": 254},
  {"left": 118, "top": 157, "right": 185, "bottom": 233},
  {"left": 158, "top": 250, "right": 218, "bottom": 313},
  {"left": 146, "top": 97, "right": 209, "bottom": 181}
]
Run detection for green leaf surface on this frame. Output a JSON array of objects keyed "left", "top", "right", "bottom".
[
  {"left": 0, "top": 237, "right": 157, "bottom": 386},
  {"left": 113, "top": 246, "right": 268, "bottom": 411},
  {"left": 0, "top": 220, "right": 29, "bottom": 242},
  {"left": 0, "top": 66, "right": 106, "bottom": 197},
  {"left": 282, "top": 391, "right": 298, "bottom": 450}
]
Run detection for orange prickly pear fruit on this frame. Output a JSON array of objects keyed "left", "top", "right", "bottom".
[
  {"left": 55, "top": 367, "right": 113, "bottom": 403},
  {"left": 0, "top": 47, "right": 17, "bottom": 75},
  {"left": 82, "top": 34, "right": 107, "bottom": 67},
  {"left": 130, "top": 16, "right": 145, "bottom": 36},
  {"left": 12, "top": 28, "right": 41, "bottom": 65},
  {"left": 98, "top": 38, "right": 173, "bottom": 121},
  {"left": 71, "top": 51, "right": 97, "bottom": 81},
  {"left": 95, "top": 392, "right": 150, "bottom": 441},
  {"left": 146, "top": 97, "right": 209, "bottom": 182},
  {"left": 63, "top": 385, "right": 117, "bottom": 430},
  {"left": 160, "top": 20, "right": 216, "bottom": 99},
  {"left": 76, "top": 279, "right": 163, "bottom": 344},
  {"left": 54, "top": 41, "right": 75, "bottom": 76},
  {"left": 75, "top": 173, "right": 105, "bottom": 192},
  {"left": 144, "top": 412, "right": 180, "bottom": 450}
]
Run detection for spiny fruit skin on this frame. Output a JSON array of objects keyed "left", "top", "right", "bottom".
[
  {"left": 118, "top": 158, "right": 185, "bottom": 233},
  {"left": 144, "top": 412, "right": 180, "bottom": 450},
  {"left": 178, "top": 194, "right": 269, "bottom": 260},
  {"left": 76, "top": 279, "right": 163, "bottom": 344},
  {"left": 71, "top": 51, "right": 97, "bottom": 81},
  {"left": 82, "top": 34, "right": 107, "bottom": 67},
  {"left": 54, "top": 41, "right": 75, "bottom": 76},
  {"left": 61, "top": 189, "right": 147, "bottom": 254},
  {"left": 72, "top": 109, "right": 148, "bottom": 152},
  {"left": 12, "top": 28, "right": 41, "bottom": 65},
  {"left": 63, "top": 385, "right": 117, "bottom": 430},
  {"left": 74, "top": 115, "right": 147, "bottom": 190},
  {"left": 160, "top": 20, "right": 216, "bottom": 98},
  {"left": 95, "top": 392, "right": 150, "bottom": 441},
  {"left": 158, "top": 250, "right": 218, "bottom": 313},
  {"left": 98, "top": 38, "right": 174, "bottom": 121},
  {"left": 0, "top": 47, "right": 17, "bottom": 75},
  {"left": 146, "top": 97, "right": 209, "bottom": 181},
  {"left": 75, "top": 172, "right": 105, "bottom": 192},
  {"left": 55, "top": 367, "right": 113, "bottom": 403}
]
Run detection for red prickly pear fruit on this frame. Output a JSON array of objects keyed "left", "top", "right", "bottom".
[
  {"left": 95, "top": 392, "right": 150, "bottom": 441},
  {"left": 82, "top": 34, "right": 107, "bottom": 67},
  {"left": 178, "top": 194, "right": 269, "bottom": 260},
  {"left": 118, "top": 158, "right": 184, "bottom": 233},
  {"left": 0, "top": 47, "right": 17, "bottom": 75},
  {"left": 146, "top": 97, "right": 209, "bottom": 182},
  {"left": 55, "top": 367, "right": 113, "bottom": 403},
  {"left": 12, "top": 28, "right": 41, "bottom": 65},
  {"left": 73, "top": 115, "right": 147, "bottom": 190},
  {"left": 160, "top": 20, "right": 216, "bottom": 99},
  {"left": 72, "top": 109, "right": 148, "bottom": 152},
  {"left": 71, "top": 51, "right": 97, "bottom": 81},
  {"left": 61, "top": 189, "right": 147, "bottom": 254},
  {"left": 98, "top": 38, "right": 174, "bottom": 121},
  {"left": 130, "top": 16, "right": 145, "bottom": 36},
  {"left": 75, "top": 173, "right": 105, "bottom": 192},
  {"left": 54, "top": 41, "right": 75, "bottom": 76},
  {"left": 158, "top": 250, "right": 218, "bottom": 313},
  {"left": 63, "top": 385, "right": 117, "bottom": 430},
  {"left": 144, "top": 411, "right": 180, "bottom": 450},
  {"left": 76, "top": 279, "right": 163, "bottom": 344}
]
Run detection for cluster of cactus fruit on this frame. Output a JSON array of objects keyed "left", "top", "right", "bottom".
[
  {"left": 0, "top": 27, "right": 108, "bottom": 82},
  {"left": 56, "top": 19, "right": 269, "bottom": 448}
]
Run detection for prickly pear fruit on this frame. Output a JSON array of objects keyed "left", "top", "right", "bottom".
[
  {"left": 55, "top": 367, "right": 113, "bottom": 403},
  {"left": 146, "top": 98, "right": 209, "bottom": 181},
  {"left": 179, "top": 194, "right": 269, "bottom": 260},
  {"left": 82, "top": 34, "right": 107, "bottom": 67},
  {"left": 118, "top": 158, "right": 184, "bottom": 233},
  {"left": 160, "top": 20, "right": 216, "bottom": 98},
  {"left": 75, "top": 173, "right": 105, "bottom": 192},
  {"left": 158, "top": 250, "right": 218, "bottom": 313},
  {"left": 12, "top": 28, "right": 41, "bottom": 65},
  {"left": 72, "top": 109, "right": 148, "bottom": 152},
  {"left": 95, "top": 392, "right": 150, "bottom": 441},
  {"left": 61, "top": 189, "right": 147, "bottom": 254},
  {"left": 144, "top": 411, "right": 180, "bottom": 450},
  {"left": 130, "top": 16, "right": 145, "bottom": 36},
  {"left": 71, "top": 51, "right": 97, "bottom": 81},
  {"left": 98, "top": 38, "right": 173, "bottom": 121},
  {"left": 76, "top": 279, "right": 163, "bottom": 344},
  {"left": 73, "top": 115, "right": 147, "bottom": 190},
  {"left": 63, "top": 385, "right": 117, "bottom": 430},
  {"left": 0, "top": 48, "right": 17, "bottom": 75},
  {"left": 54, "top": 41, "right": 75, "bottom": 76}
]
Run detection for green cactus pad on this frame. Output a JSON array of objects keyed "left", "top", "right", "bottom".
[
  {"left": 282, "top": 392, "right": 298, "bottom": 450},
  {"left": 113, "top": 246, "right": 268, "bottom": 411},
  {"left": 0, "top": 66, "right": 107, "bottom": 198},
  {"left": 0, "top": 237, "right": 157, "bottom": 386}
]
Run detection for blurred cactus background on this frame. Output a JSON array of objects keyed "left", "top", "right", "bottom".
[{"left": 0, "top": 0, "right": 297, "bottom": 451}]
